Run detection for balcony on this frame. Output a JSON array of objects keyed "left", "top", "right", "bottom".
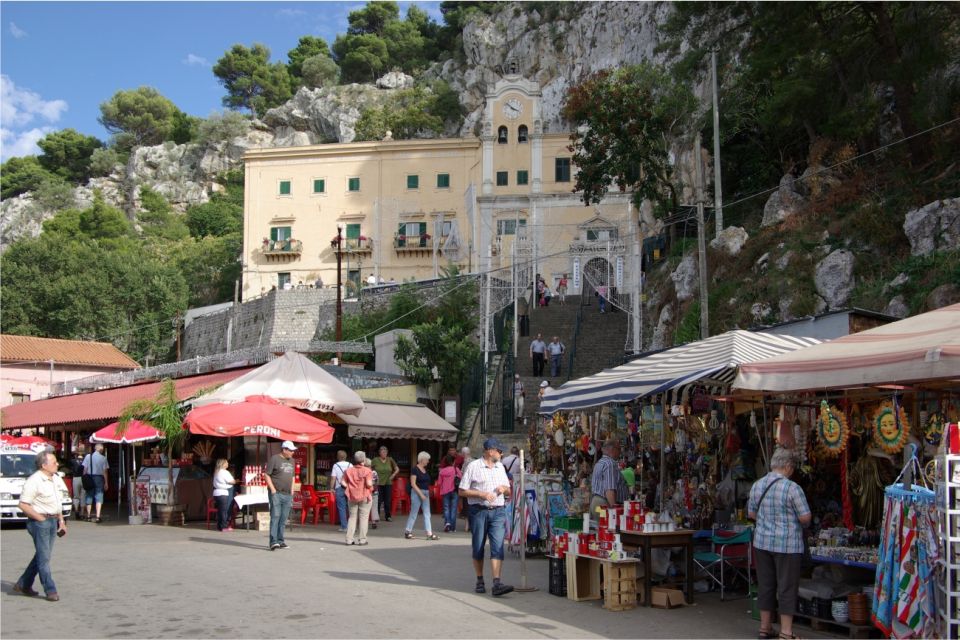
[
  {"left": 394, "top": 234, "right": 433, "bottom": 254},
  {"left": 341, "top": 237, "right": 372, "bottom": 254},
  {"left": 260, "top": 238, "right": 302, "bottom": 262}
]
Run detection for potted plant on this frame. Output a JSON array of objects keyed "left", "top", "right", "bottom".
[
  {"left": 118, "top": 379, "right": 189, "bottom": 526},
  {"left": 396, "top": 233, "right": 406, "bottom": 247}
]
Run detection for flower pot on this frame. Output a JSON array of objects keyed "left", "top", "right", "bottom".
[
  {"left": 128, "top": 515, "right": 144, "bottom": 525},
  {"left": 155, "top": 503, "right": 186, "bottom": 526}
]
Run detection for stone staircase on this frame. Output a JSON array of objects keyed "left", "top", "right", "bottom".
[{"left": 510, "top": 295, "right": 629, "bottom": 431}]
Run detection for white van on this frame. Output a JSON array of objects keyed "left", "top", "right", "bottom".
[{"left": 0, "top": 447, "right": 73, "bottom": 522}]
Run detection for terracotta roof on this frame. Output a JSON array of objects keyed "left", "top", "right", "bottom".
[
  {"left": 0, "top": 335, "right": 141, "bottom": 369},
  {"left": 1, "top": 367, "right": 254, "bottom": 430}
]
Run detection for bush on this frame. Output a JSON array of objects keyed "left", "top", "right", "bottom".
[
  {"left": 197, "top": 111, "right": 251, "bottom": 145},
  {"left": 89, "top": 147, "right": 125, "bottom": 177},
  {"left": 31, "top": 178, "right": 76, "bottom": 212},
  {"left": 301, "top": 54, "right": 340, "bottom": 88}
]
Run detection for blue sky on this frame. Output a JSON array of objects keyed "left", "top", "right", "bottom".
[{"left": 0, "top": 1, "right": 443, "bottom": 160}]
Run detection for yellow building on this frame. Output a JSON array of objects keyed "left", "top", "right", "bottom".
[{"left": 242, "top": 76, "right": 637, "bottom": 300}]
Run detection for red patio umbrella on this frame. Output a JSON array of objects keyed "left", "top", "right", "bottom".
[
  {"left": 90, "top": 420, "right": 163, "bottom": 444},
  {"left": 183, "top": 395, "right": 334, "bottom": 444},
  {"left": 6, "top": 435, "right": 61, "bottom": 451}
]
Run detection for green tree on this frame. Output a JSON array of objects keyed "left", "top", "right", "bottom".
[
  {"left": 346, "top": 1, "right": 400, "bottom": 36},
  {"left": 213, "top": 43, "right": 293, "bottom": 117},
  {"left": 169, "top": 234, "right": 242, "bottom": 306},
  {"left": 169, "top": 110, "right": 200, "bottom": 144},
  {"left": 78, "top": 191, "right": 131, "bottom": 239},
  {"left": 563, "top": 63, "right": 696, "bottom": 213},
  {"left": 31, "top": 177, "right": 76, "bottom": 212},
  {"left": 196, "top": 110, "right": 251, "bottom": 145},
  {"left": 333, "top": 33, "right": 390, "bottom": 83},
  {"left": 36, "top": 128, "right": 103, "bottom": 183},
  {"left": 383, "top": 20, "right": 427, "bottom": 73},
  {"left": 0, "top": 156, "right": 58, "bottom": 199},
  {"left": 184, "top": 193, "right": 243, "bottom": 238},
  {"left": 287, "top": 35, "right": 331, "bottom": 80},
  {"left": 98, "top": 87, "right": 181, "bottom": 149},
  {"left": 301, "top": 54, "right": 340, "bottom": 88},
  {"left": 88, "top": 147, "right": 125, "bottom": 177},
  {"left": 354, "top": 82, "right": 460, "bottom": 141},
  {"left": 138, "top": 187, "right": 189, "bottom": 241}
]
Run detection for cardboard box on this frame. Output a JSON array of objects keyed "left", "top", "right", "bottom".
[
  {"left": 650, "top": 587, "right": 686, "bottom": 609},
  {"left": 256, "top": 514, "right": 271, "bottom": 532}
]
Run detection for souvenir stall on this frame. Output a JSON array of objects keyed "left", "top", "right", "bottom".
[{"left": 734, "top": 302, "right": 960, "bottom": 636}]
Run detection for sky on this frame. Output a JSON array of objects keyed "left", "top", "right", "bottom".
[{"left": 0, "top": 1, "right": 443, "bottom": 160}]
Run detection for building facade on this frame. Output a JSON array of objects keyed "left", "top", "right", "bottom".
[{"left": 242, "top": 75, "right": 638, "bottom": 303}]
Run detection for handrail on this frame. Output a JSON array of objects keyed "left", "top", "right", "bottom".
[{"left": 566, "top": 295, "right": 586, "bottom": 382}]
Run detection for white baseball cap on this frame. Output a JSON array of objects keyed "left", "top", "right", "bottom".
[{"left": 281, "top": 441, "right": 297, "bottom": 450}]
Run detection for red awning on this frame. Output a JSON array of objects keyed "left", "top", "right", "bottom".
[
  {"left": 1, "top": 367, "right": 254, "bottom": 430},
  {"left": 184, "top": 395, "right": 334, "bottom": 444}
]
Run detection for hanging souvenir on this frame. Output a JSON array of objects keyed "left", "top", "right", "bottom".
[
  {"left": 816, "top": 401, "right": 849, "bottom": 456},
  {"left": 873, "top": 400, "right": 911, "bottom": 454},
  {"left": 923, "top": 412, "right": 944, "bottom": 447}
]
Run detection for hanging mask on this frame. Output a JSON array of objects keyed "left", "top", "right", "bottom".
[
  {"left": 872, "top": 400, "right": 910, "bottom": 454},
  {"left": 816, "top": 401, "right": 848, "bottom": 456}
]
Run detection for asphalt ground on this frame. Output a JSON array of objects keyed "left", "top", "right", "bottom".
[{"left": 1, "top": 514, "right": 836, "bottom": 639}]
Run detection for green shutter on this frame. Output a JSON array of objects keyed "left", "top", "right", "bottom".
[
  {"left": 419, "top": 222, "right": 427, "bottom": 235},
  {"left": 279, "top": 180, "right": 291, "bottom": 195},
  {"left": 271, "top": 227, "right": 280, "bottom": 241},
  {"left": 496, "top": 171, "right": 508, "bottom": 186},
  {"left": 348, "top": 177, "right": 360, "bottom": 191},
  {"left": 407, "top": 175, "right": 419, "bottom": 189},
  {"left": 517, "top": 170, "right": 528, "bottom": 185},
  {"left": 346, "top": 224, "right": 360, "bottom": 239},
  {"left": 437, "top": 173, "right": 450, "bottom": 188},
  {"left": 313, "top": 179, "right": 325, "bottom": 193}
]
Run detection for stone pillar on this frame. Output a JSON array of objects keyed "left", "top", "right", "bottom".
[{"left": 531, "top": 119, "right": 543, "bottom": 194}]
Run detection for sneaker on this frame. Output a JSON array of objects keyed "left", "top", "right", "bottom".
[
  {"left": 278, "top": 542, "right": 289, "bottom": 549},
  {"left": 223, "top": 527, "right": 234, "bottom": 532},
  {"left": 475, "top": 582, "right": 486, "bottom": 594},
  {"left": 270, "top": 543, "right": 280, "bottom": 551},
  {"left": 384, "top": 516, "right": 392, "bottom": 522},
  {"left": 492, "top": 583, "right": 514, "bottom": 597},
  {"left": 45, "top": 592, "right": 60, "bottom": 602},
  {"left": 346, "top": 540, "right": 355, "bottom": 546},
  {"left": 358, "top": 540, "right": 368, "bottom": 546}
]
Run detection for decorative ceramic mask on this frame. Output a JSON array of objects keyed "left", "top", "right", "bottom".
[
  {"left": 816, "top": 400, "right": 848, "bottom": 455},
  {"left": 872, "top": 400, "right": 910, "bottom": 454}
]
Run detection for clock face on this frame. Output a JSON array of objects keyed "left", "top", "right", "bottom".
[{"left": 502, "top": 98, "right": 523, "bottom": 120}]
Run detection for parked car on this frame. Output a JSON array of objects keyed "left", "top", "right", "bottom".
[{"left": 0, "top": 446, "right": 72, "bottom": 523}]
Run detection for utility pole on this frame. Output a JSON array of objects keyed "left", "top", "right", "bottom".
[
  {"left": 694, "top": 132, "right": 710, "bottom": 339},
  {"left": 174, "top": 312, "right": 182, "bottom": 361},
  {"left": 481, "top": 248, "right": 491, "bottom": 433},
  {"left": 711, "top": 48, "right": 724, "bottom": 237},
  {"left": 631, "top": 203, "right": 641, "bottom": 353},
  {"left": 334, "top": 224, "right": 344, "bottom": 363}
]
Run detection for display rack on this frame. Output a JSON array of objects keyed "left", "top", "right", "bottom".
[{"left": 935, "top": 452, "right": 960, "bottom": 639}]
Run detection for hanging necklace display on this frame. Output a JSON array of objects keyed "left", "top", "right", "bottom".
[
  {"left": 816, "top": 400, "right": 849, "bottom": 455},
  {"left": 872, "top": 399, "right": 910, "bottom": 454}
]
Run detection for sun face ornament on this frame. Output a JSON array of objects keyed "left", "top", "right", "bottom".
[
  {"left": 872, "top": 400, "right": 910, "bottom": 454},
  {"left": 816, "top": 401, "right": 849, "bottom": 455}
]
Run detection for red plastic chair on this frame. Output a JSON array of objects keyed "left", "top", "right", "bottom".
[
  {"left": 299, "top": 488, "right": 320, "bottom": 525},
  {"left": 429, "top": 484, "right": 442, "bottom": 513},
  {"left": 314, "top": 490, "right": 337, "bottom": 525},
  {"left": 206, "top": 496, "right": 236, "bottom": 530},
  {"left": 392, "top": 477, "right": 411, "bottom": 514}
]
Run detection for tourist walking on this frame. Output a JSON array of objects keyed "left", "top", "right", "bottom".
[
  {"left": 530, "top": 333, "right": 546, "bottom": 376},
  {"left": 13, "top": 450, "right": 68, "bottom": 602},
  {"left": 547, "top": 336, "right": 566, "bottom": 377},
  {"left": 404, "top": 452, "right": 439, "bottom": 540},
  {"left": 264, "top": 441, "right": 297, "bottom": 550},
  {"left": 459, "top": 438, "right": 513, "bottom": 596},
  {"left": 212, "top": 458, "right": 237, "bottom": 532},
  {"left": 597, "top": 283, "right": 608, "bottom": 313},
  {"left": 364, "top": 459, "right": 379, "bottom": 529},
  {"left": 557, "top": 274, "right": 568, "bottom": 304},
  {"left": 438, "top": 454, "right": 461, "bottom": 532},
  {"left": 589, "top": 440, "right": 629, "bottom": 513},
  {"left": 371, "top": 446, "right": 398, "bottom": 522},
  {"left": 343, "top": 452, "right": 374, "bottom": 546},
  {"left": 514, "top": 374, "right": 524, "bottom": 422},
  {"left": 331, "top": 450, "right": 352, "bottom": 532},
  {"left": 748, "top": 447, "right": 811, "bottom": 640},
  {"left": 81, "top": 443, "right": 109, "bottom": 522},
  {"left": 459, "top": 447, "right": 473, "bottom": 532}
]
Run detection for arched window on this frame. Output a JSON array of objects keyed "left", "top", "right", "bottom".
[
  {"left": 518, "top": 125, "right": 529, "bottom": 143},
  {"left": 497, "top": 126, "right": 508, "bottom": 144}
]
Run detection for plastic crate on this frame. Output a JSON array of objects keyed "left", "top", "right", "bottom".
[
  {"left": 548, "top": 555, "right": 567, "bottom": 597},
  {"left": 552, "top": 516, "right": 582, "bottom": 531}
]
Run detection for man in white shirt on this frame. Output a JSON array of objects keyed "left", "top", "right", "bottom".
[
  {"left": 459, "top": 438, "right": 513, "bottom": 597},
  {"left": 366, "top": 273, "right": 376, "bottom": 286},
  {"left": 14, "top": 450, "right": 68, "bottom": 601},
  {"left": 330, "top": 450, "right": 352, "bottom": 533}
]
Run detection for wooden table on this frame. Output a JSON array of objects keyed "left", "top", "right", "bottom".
[
  {"left": 234, "top": 492, "right": 269, "bottom": 531},
  {"left": 619, "top": 529, "right": 695, "bottom": 607}
]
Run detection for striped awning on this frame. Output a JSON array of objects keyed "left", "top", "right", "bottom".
[{"left": 538, "top": 330, "right": 821, "bottom": 413}]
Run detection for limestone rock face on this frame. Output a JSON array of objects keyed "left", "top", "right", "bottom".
[
  {"left": 885, "top": 295, "right": 909, "bottom": 318},
  {"left": 761, "top": 172, "right": 807, "bottom": 227},
  {"left": 709, "top": 226, "right": 749, "bottom": 256},
  {"left": 814, "top": 249, "right": 856, "bottom": 309},
  {"left": 128, "top": 142, "right": 209, "bottom": 210},
  {"left": 0, "top": 194, "right": 44, "bottom": 248},
  {"left": 376, "top": 71, "right": 415, "bottom": 90},
  {"left": 903, "top": 198, "right": 960, "bottom": 257},
  {"left": 263, "top": 84, "right": 398, "bottom": 144},
  {"left": 671, "top": 255, "right": 699, "bottom": 303},
  {"left": 649, "top": 304, "right": 675, "bottom": 351},
  {"left": 926, "top": 283, "right": 960, "bottom": 310}
]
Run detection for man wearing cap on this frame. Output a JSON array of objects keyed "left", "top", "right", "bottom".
[
  {"left": 590, "top": 440, "right": 629, "bottom": 514},
  {"left": 459, "top": 438, "right": 514, "bottom": 597},
  {"left": 264, "top": 441, "right": 297, "bottom": 550}
]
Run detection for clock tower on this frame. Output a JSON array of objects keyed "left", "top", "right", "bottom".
[{"left": 481, "top": 75, "right": 543, "bottom": 196}]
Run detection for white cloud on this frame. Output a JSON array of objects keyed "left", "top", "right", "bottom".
[
  {"left": 0, "top": 75, "right": 68, "bottom": 129},
  {"left": 9, "top": 22, "right": 27, "bottom": 39},
  {"left": 183, "top": 53, "right": 211, "bottom": 67},
  {"left": 276, "top": 8, "right": 306, "bottom": 18},
  {"left": 0, "top": 126, "right": 54, "bottom": 160}
]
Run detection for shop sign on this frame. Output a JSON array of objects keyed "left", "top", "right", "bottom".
[
  {"left": 573, "top": 257, "right": 581, "bottom": 290},
  {"left": 135, "top": 481, "right": 152, "bottom": 523},
  {"left": 615, "top": 256, "right": 624, "bottom": 288}
]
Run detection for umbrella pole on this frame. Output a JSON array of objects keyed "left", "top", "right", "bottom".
[{"left": 117, "top": 446, "right": 123, "bottom": 519}]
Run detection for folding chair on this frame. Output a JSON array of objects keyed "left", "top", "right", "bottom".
[{"left": 693, "top": 528, "right": 753, "bottom": 600}]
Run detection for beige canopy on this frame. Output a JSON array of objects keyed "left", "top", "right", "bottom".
[
  {"left": 192, "top": 352, "right": 364, "bottom": 416},
  {"left": 734, "top": 303, "right": 960, "bottom": 392},
  {"left": 339, "top": 401, "right": 458, "bottom": 441}
]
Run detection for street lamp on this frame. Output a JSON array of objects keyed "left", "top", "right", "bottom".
[{"left": 331, "top": 223, "right": 344, "bottom": 362}]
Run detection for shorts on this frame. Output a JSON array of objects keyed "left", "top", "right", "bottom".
[
  {"left": 468, "top": 504, "right": 506, "bottom": 561},
  {"left": 84, "top": 475, "right": 105, "bottom": 505}
]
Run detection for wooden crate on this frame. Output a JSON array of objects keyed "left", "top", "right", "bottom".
[
  {"left": 793, "top": 613, "right": 883, "bottom": 639},
  {"left": 565, "top": 554, "right": 601, "bottom": 602},
  {"left": 602, "top": 560, "right": 638, "bottom": 611}
]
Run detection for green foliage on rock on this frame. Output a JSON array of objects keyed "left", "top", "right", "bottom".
[
  {"left": 333, "top": 33, "right": 390, "bottom": 84},
  {"left": 88, "top": 147, "right": 125, "bottom": 177},
  {"left": 36, "top": 128, "right": 103, "bottom": 183},
  {"left": 185, "top": 192, "right": 243, "bottom": 238},
  {"left": 354, "top": 81, "right": 461, "bottom": 141},
  {"left": 138, "top": 187, "right": 189, "bottom": 241},
  {"left": 287, "top": 35, "right": 332, "bottom": 80},
  {"left": 0, "top": 156, "right": 59, "bottom": 199},
  {"left": 300, "top": 54, "right": 340, "bottom": 89},
  {"left": 196, "top": 110, "right": 251, "bottom": 145},
  {"left": 98, "top": 87, "right": 184, "bottom": 150},
  {"left": 31, "top": 177, "right": 76, "bottom": 212},
  {"left": 564, "top": 63, "right": 696, "bottom": 215},
  {"left": 213, "top": 43, "right": 293, "bottom": 117}
]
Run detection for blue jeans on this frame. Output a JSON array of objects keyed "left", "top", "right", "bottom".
[
  {"left": 442, "top": 492, "right": 458, "bottom": 531},
  {"left": 469, "top": 504, "right": 506, "bottom": 561},
  {"left": 335, "top": 487, "right": 349, "bottom": 531},
  {"left": 215, "top": 495, "right": 232, "bottom": 530},
  {"left": 598, "top": 296, "right": 606, "bottom": 312},
  {"left": 85, "top": 475, "right": 105, "bottom": 505},
  {"left": 551, "top": 354, "right": 562, "bottom": 376},
  {"left": 378, "top": 483, "right": 392, "bottom": 519},
  {"left": 405, "top": 489, "right": 432, "bottom": 534},
  {"left": 269, "top": 492, "right": 292, "bottom": 546},
  {"left": 19, "top": 518, "right": 58, "bottom": 595}
]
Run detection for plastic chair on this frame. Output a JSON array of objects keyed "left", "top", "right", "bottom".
[
  {"left": 693, "top": 528, "right": 753, "bottom": 600},
  {"left": 429, "top": 484, "right": 442, "bottom": 513},
  {"left": 206, "top": 496, "right": 236, "bottom": 530},
  {"left": 299, "top": 488, "right": 320, "bottom": 525},
  {"left": 392, "top": 477, "right": 410, "bottom": 515}
]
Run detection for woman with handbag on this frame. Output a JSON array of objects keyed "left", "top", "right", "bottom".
[
  {"left": 748, "top": 447, "right": 812, "bottom": 640},
  {"left": 438, "top": 454, "right": 461, "bottom": 532}
]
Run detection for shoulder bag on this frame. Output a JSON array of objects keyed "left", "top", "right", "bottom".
[{"left": 81, "top": 454, "right": 96, "bottom": 492}]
